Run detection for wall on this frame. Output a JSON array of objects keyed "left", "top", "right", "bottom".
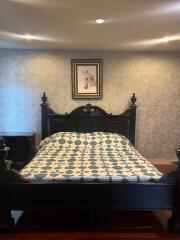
[{"left": 0, "top": 49, "right": 179, "bottom": 160}]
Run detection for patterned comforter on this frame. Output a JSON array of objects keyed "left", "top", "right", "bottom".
[{"left": 20, "top": 132, "right": 162, "bottom": 182}]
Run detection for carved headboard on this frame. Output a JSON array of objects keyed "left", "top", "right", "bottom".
[{"left": 41, "top": 93, "right": 137, "bottom": 145}]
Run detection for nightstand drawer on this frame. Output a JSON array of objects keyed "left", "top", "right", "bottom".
[
  {"left": 12, "top": 154, "right": 27, "bottom": 162},
  {"left": 0, "top": 132, "right": 36, "bottom": 165},
  {"left": 12, "top": 140, "right": 27, "bottom": 148},
  {"left": 11, "top": 148, "right": 27, "bottom": 154}
]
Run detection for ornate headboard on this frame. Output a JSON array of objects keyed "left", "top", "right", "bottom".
[{"left": 41, "top": 93, "right": 137, "bottom": 145}]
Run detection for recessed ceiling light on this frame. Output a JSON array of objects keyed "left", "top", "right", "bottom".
[{"left": 96, "top": 19, "right": 104, "bottom": 24}]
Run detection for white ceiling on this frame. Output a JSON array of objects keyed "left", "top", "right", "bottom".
[{"left": 0, "top": 0, "right": 180, "bottom": 50}]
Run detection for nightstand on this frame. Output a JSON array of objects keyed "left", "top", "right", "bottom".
[{"left": 0, "top": 132, "right": 36, "bottom": 170}]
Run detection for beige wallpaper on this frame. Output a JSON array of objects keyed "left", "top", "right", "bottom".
[{"left": 0, "top": 50, "right": 179, "bottom": 161}]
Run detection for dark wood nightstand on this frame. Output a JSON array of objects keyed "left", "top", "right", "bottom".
[{"left": 0, "top": 132, "right": 36, "bottom": 170}]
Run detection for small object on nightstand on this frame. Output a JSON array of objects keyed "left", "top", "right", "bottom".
[
  {"left": 176, "top": 146, "right": 180, "bottom": 161},
  {"left": 5, "top": 160, "right": 13, "bottom": 170},
  {"left": 0, "top": 132, "right": 36, "bottom": 170},
  {"left": 0, "top": 137, "right": 10, "bottom": 169},
  {"left": 171, "top": 147, "right": 180, "bottom": 167}
]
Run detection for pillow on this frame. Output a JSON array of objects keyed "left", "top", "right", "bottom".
[
  {"left": 37, "top": 132, "right": 132, "bottom": 150},
  {"left": 37, "top": 136, "right": 52, "bottom": 150},
  {"left": 44, "top": 132, "right": 131, "bottom": 148}
]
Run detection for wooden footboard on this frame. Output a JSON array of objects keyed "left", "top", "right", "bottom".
[
  {"left": 0, "top": 150, "right": 179, "bottom": 232},
  {"left": 168, "top": 146, "right": 180, "bottom": 232},
  {"left": 8, "top": 182, "right": 175, "bottom": 211},
  {"left": 0, "top": 169, "right": 28, "bottom": 232},
  {"left": 0, "top": 170, "right": 177, "bottom": 232}
]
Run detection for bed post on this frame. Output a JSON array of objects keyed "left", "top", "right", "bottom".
[
  {"left": 129, "top": 93, "right": 137, "bottom": 146},
  {"left": 0, "top": 139, "right": 29, "bottom": 231},
  {"left": 0, "top": 140, "right": 15, "bottom": 232},
  {"left": 0, "top": 188, "right": 15, "bottom": 232},
  {"left": 41, "top": 92, "right": 48, "bottom": 140},
  {"left": 168, "top": 146, "right": 180, "bottom": 232}
]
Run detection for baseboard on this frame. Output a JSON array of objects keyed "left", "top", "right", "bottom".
[{"left": 148, "top": 159, "right": 174, "bottom": 165}]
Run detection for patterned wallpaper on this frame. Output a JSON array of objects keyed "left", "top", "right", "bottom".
[{"left": 0, "top": 50, "right": 179, "bottom": 160}]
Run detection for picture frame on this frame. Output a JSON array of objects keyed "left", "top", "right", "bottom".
[{"left": 71, "top": 59, "right": 103, "bottom": 99}]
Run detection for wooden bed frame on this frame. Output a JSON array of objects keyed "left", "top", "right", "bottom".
[
  {"left": 0, "top": 93, "right": 180, "bottom": 232},
  {"left": 41, "top": 92, "right": 137, "bottom": 145}
]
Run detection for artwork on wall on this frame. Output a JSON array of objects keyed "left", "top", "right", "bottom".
[{"left": 71, "top": 59, "right": 103, "bottom": 99}]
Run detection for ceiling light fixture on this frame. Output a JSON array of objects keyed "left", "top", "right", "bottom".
[
  {"left": 161, "top": 36, "right": 170, "bottom": 44},
  {"left": 131, "top": 34, "right": 180, "bottom": 47},
  {"left": 24, "top": 34, "right": 33, "bottom": 40},
  {"left": 96, "top": 19, "right": 104, "bottom": 24},
  {"left": 0, "top": 31, "right": 60, "bottom": 42}
]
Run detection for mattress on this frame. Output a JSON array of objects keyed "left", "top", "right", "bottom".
[{"left": 20, "top": 132, "right": 162, "bottom": 183}]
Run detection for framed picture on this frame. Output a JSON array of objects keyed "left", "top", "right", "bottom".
[{"left": 71, "top": 59, "right": 103, "bottom": 99}]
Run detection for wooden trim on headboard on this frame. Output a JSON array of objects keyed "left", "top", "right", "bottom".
[{"left": 40, "top": 93, "right": 137, "bottom": 145}]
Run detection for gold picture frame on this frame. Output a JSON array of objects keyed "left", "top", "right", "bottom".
[{"left": 71, "top": 59, "right": 103, "bottom": 99}]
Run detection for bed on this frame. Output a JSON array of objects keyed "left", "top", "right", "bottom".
[
  {"left": 0, "top": 93, "right": 180, "bottom": 232},
  {"left": 20, "top": 132, "right": 162, "bottom": 183}
]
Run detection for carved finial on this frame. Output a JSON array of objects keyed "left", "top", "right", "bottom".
[
  {"left": 130, "top": 93, "right": 137, "bottom": 105},
  {"left": 42, "top": 92, "right": 47, "bottom": 104},
  {"left": 83, "top": 104, "right": 95, "bottom": 113},
  {"left": 176, "top": 146, "right": 180, "bottom": 161}
]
